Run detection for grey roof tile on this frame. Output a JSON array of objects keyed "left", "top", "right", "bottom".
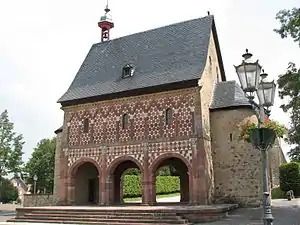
[
  {"left": 210, "top": 81, "right": 251, "bottom": 109},
  {"left": 58, "top": 16, "right": 214, "bottom": 103}
]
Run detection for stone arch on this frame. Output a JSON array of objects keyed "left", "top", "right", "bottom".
[
  {"left": 68, "top": 157, "right": 101, "bottom": 178},
  {"left": 106, "top": 155, "right": 144, "bottom": 204},
  {"left": 67, "top": 158, "right": 101, "bottom": 205},
  {"left": 107, "top": 155, "right": 143, "bottom": 175},
  {"left": 150, "top": 152, "right": 191, "bottom": 173},
  {"left": 150, "top": 152, "right": 192, "bottom": 204}
]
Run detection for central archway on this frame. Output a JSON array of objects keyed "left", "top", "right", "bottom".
[
  {"left": 73, "top": 162, "right": 99, "bottom": 205},
  {"left": 107, "top": 156, "right": 143, "bottom": 204},
  {"left": 150, "top": 154, "right": 191, "bottom": 204}
]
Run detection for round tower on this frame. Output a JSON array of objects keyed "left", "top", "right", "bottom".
[{"left": 98, "top": 4, "right": 114, "bottom": 42}]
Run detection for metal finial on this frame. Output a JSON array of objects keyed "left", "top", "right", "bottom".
[
  {"left": 105, "top": 0, "right": 110, "bottom": 14},
  {"left": 260, "top": 69, "right": 268, "bottom": 80},
  {"left": 207, "top": 11, "right": 210, "bottom": 16},
  {"left": 242, "top": 48, "right": 253, "bottom": 60}
]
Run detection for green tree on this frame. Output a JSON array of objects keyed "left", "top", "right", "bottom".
[
  {"left": 274, "top": 8, "right": 300, "bottom": 46},
  {"left": 0, "top": 177, "right": 19, "bottom": 203},
  {"left": 25, "top": 138, "right": 56, "bottom": 193},
  {"left": 0, "top": 110, "right": 24, "bottom": 177},
  {"left": 275, "top": 7, "right": 300, "bottom": 161}
]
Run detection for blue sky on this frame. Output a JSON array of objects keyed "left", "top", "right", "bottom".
[{"left": 0, "top": 0, "right": 299, "bottom": 162}]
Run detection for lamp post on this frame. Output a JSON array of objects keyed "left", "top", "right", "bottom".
[
  {"left": 33, "top": 175, "right": 38, "bottom": 195},
  {"left": 234, "top": 49, "right": 276, "bottom": 225}
]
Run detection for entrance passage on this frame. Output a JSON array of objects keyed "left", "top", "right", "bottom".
[
  {"left": 111, "top": 160, "right": 142, "bottom": 204},
  {"left": 75, "top": 162, "right": 99, "bottom": 205},
  {"left": 153, "top": 157, "right": 189, "bottom": 203}
]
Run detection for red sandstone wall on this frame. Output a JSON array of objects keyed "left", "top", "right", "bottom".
[{"left": 65, "top": 88, "right": 197, "bottom": 147}]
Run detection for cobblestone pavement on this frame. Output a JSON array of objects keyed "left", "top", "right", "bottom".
[{"left": 198, "top": 199, "right": 300, "bottom": 225}]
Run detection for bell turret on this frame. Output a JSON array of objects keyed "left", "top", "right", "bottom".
[{"left": 98, "top": 4, "right": 114, "bottom": 42}]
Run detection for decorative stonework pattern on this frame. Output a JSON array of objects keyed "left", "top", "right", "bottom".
[
  {"left": 178, "top": 95, "right": 194, "bottom": 137},
  {"left": 63, "top": 148, "right": 103, "bottom": 168},
  {"left": 106, "top": 112, "right": 118, "bottom": 143},
  {"left": 107, "top": 144, "right": 143, "bottom": 166},
  {"left": 93, "top": 113, "right": 106, "bottom": 144},
  {"left": 79, "top": 111, "right": 95, "bottom": 146},
  {"left": 132, "top": 106, "right": 146, "bottom": 141},
  {"left": 68, "top": 114, "right": 80, "bottom": 146},
  {"left": 147, "top": 105, "right": 161, "bottom": 140},
  {"left": 66, "top": 89, "right": 196, "bottom": 146},
  {"left": 148, "top": 140, "right": 193, "bottom": 165}
]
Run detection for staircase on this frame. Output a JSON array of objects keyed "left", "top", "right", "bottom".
[{"left": 8, "top": 208, "right": 191, "bottom": 225}]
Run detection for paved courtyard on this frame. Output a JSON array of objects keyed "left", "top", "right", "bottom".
[{"left": 0, "top": 198, "right": 299, "bottom": 224}]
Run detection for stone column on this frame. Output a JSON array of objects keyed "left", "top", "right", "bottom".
[
  {"left": 106, "top": 174, "right": 114, "bottom": 205},
  {"left": 53, "top": 131, "right": 62, "bottom": 204},
  {"left": 190, "top": 138, "right": 208, "bottom": 205},
  {"left": 67, "top": 177, "right": 75, "bottom": 205},
  {"left": 141, "top": 143, "right": 154, "bottom": 205},
  {"left": 58, "top": 112, "right": 71, "bottom": 206},
  {"left": 99, "top": 146, "right": 108, "bottom": 205},
  {"left": 180, "top": 171, "right": 189, "bottom": 203}
]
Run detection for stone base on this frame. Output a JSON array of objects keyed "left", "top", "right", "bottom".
[{"left": 8, "top": 204, "right": 238, "bottom": 224}]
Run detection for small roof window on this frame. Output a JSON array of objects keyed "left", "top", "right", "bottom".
[{"left": 122, "top": 64, "right": 134, "bottom": 78}]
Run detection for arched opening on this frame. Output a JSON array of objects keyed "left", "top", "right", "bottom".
[
  {"left": 152, "top": 157, "right": 190, "bottom": 204},
  {"left": 109, "top": 159, "right": 142, "bottom": 204},
  {"left": 74, "top": 162, "right": 99, "bottom": 205}
]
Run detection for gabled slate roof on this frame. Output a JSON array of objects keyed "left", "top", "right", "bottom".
[
  {"left": 58, "top": 15, "right": 225, "bottom": 104},
  {"left": 210, "top": 81, "right": 251, "bottom": 110}
]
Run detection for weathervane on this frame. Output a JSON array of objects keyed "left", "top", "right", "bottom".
[{"left": 105, "top": 0, "right": 110, "bottom": 14}]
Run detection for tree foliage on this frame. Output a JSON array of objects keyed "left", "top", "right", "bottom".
[
  {"left": 275, "top": 7, "right": 300, "bottom": 161},
  {"left": 274, "top": 8, "right": 300, "bottom": 46},
  {"left": 0, "top": 177, "right": 19, "bottom": 203},
  {"left": 279, "top": 162, "right": 300, "bottom": 196},
  {"left": 25, "top": 138, "right": 56, "bottom": 193},
  {"left": 0, "top": 110, "right": 24, "bottom": 177}
]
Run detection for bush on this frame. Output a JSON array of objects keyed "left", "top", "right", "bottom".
[
  {"left": 279, "top": 162, "right": 300, "bottom": 196},
  {"left": 271, "top": 186, "right": 285, "bottom": 199},
  {"left": 0, "top": 178, "right": 19, "bottom": 203},
  {"left": 123, "top": 175, "right": 180, "bottom": 198},
  {"left": 123, "top": 175, "right": 142, "bottom": 198},
  {"left": 156, "top": 176, "right": 180, "bottom": 194},
  {"left": 124, "top": 168, "right": 141, "bottom": 175}
]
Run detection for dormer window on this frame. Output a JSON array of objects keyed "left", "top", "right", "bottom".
[{"left": 122, "top": 64, "right": 134, "bottom": 78}]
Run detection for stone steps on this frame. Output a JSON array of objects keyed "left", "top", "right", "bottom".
[
  {"left": 8, "top": 204, "right": 238, "bottom": 224},
  {"left": 8, "top": 210, "right": 191, "bottom": 224},
  {"left": 23, "top": 212, "right": 185, "bottom": 219}
]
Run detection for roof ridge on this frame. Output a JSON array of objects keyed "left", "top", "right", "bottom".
[{"left": 94, "top": 15, "right": 214, "bottom": 47}]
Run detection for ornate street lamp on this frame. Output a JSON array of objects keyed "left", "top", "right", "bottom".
[
  {"left": 33, "top": 175, "right": 38, "bottom": 195},
  {"left": 234, "top": 49, "right": 276, "bottom": 225}
]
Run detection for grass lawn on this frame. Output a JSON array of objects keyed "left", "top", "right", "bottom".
[{"left": 123, "top": 192, "right": 180, "bottom": 203}]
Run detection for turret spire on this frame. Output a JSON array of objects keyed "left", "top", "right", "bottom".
[{"left": 98, "top": 0, "right": 114, "bottom": 42}]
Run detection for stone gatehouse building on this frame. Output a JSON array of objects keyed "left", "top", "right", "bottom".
[{"left": 47, "top": 10, "right": 286, "bottom": 207}]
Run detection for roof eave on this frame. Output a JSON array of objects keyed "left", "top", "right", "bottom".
[
  {"left": 59, "top": 79, "right": 200, "bottom": 108},
  {"left": 210, "top": 104, "right": 252, "bottom": 111},
  {"left": 211, "top": 18, "right": 226, "bottom": 81}
]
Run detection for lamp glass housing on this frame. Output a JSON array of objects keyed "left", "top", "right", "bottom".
[
  {"left": 257, "top": 80, "right": 276, "bottom": 107},
  {"left": 235, "top": 60, "right": 262, "bottom": 94}
]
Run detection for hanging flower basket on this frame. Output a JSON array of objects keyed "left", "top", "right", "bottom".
[{"left": 237, "top": 117, "right": 287, "bottom": 149}]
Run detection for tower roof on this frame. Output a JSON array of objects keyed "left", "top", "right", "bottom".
[
  {"left": 210, "top": 81, "right": 251, "bottom": 110},
  {"left": 58, "top": 15, "right": 225, "bottom": 105}
]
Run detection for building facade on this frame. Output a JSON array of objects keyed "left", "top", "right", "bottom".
[{"left": 51, "top": 12, "right": 286, "bottom": 207}]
